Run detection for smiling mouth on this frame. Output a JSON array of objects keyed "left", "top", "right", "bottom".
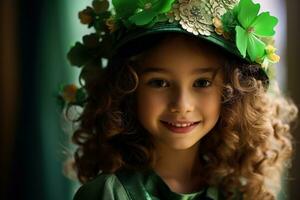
[
  {"left": 160, "top": 120, "right": 201, "bottom": 128},
  {"left": 160, "top": 120, "right": 201, "bottom": 134}
]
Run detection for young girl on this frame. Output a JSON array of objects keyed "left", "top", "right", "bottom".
[{"left": 61, "top": 0, "right": 298, "bottom": 199}]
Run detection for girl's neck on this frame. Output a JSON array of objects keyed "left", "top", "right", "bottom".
[{"left": 153, "top": 142, "right": 202, "bottom": 185}]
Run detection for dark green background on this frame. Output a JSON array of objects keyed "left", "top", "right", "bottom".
[{"left": 2, "top": 0, "right": 300, "bottom": 200}]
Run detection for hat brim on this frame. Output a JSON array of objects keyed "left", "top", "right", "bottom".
[{"left": 113, "top": 22, "right": 246, "bottom": 62}]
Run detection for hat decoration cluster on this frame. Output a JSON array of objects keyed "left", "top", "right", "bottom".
[{"left": 59, "top": 0, "right": 280, "bottom": 107}]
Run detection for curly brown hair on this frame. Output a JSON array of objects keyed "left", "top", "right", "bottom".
[{"left": 69, "top": 33, "right": 298, "bottom": 200}]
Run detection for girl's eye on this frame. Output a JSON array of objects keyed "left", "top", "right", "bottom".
[
  {"left": 193, "top": 79, "right": 212, "bottom": 88},
  {"left": 147, "top": 79, "right": 169, "bottom": 88}
]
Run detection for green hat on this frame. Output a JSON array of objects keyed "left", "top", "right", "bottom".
[{"left": 67, "top": 0, "right": 280, "bottom": 83}]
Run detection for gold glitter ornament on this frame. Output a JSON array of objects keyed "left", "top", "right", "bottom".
[{"left": 168, "top": 0, "right": 238, "bottom": 36}]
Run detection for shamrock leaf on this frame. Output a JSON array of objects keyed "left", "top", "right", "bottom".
[
  {"left": 234, "top": 0, "right": 278, "bottom": 61},
  {"left": 236, "top": 26, "right": 265, "bottom": 61},
  {"left": 251, "top": 12, "right": 278, "bottom": 36},
  {"left": 129, "top": 0, "right": 176, "bottom": 25},
  {"left": 112, "top": 0, "right": 139, "bottom": 19},
  {"left": 221, "top": 8, "right": 239, "bottom": 34},
  {"left": 67, "top": 34, "right": 110, "bottom": 67},
  {"left": 67, "top": 42, "right": 90, "bottom": 67},
  {"left": 79, "top": 2, "right": 112, "bottom": 30},
  {"left": 236, "top": 0, "right": 260, "bottom": 29},
  {"left": 92, "top": 0, "right": 110, "bottom": 14},
  {"left": 78, "top": 7, "right": 94, "bottom": 25},
  {"left": 112, "top": 0, "right": 175, "bottom": 26}
]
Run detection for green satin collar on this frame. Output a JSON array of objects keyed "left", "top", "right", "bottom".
[
  {"left": 116, "top": 168, "right": 219, "bottom": 200},
  {"left": 145, "top": 169, "right": 218, "bottom": 200}
]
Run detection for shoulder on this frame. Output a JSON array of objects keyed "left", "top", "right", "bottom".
[{"left": 73, "top": 173, "right": 130, "bottom": 200}]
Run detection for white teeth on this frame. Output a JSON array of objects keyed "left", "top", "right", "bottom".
[{"left": 167, "top": 122, "right": 194, "bottom": 127}]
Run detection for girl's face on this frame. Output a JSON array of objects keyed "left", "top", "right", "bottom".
[{"left": 136, "top": 35, "right": 224, "bottom": 150}]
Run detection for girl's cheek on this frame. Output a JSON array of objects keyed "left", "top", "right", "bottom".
[
  {"left": 196, "top": 90, "right": 222, "bottom": 112},
  {"left": 137, "top": 88, "right": 168, "bottom": 110},
  {"left": 144, "top": 91, "right": 167, "bottom": 107}
]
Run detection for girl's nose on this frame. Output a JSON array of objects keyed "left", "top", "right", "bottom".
[{"left": 169, "top": 87, "right": 195, "bottom": 114}]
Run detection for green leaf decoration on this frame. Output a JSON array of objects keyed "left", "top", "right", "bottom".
[
  {"left": 92, "top": 0, "right": 110, "bottom": 13},
  {"left": 222, "top": 9, "right": 239, "bottom": 35},
  {"left": 113, "top": 0, "right": 175, "bottom": 26},
  {"left": 112, "top": 0, "right": 139, "bottom": 19},
  {"left": 135, "top": 0, "right": 175, "bottom": 25},
  {"left": 129, "top": 10, "right": 157, "bottom": 26},
  {"left": 93, "top": 11, "right": 112, "bottom": 31},
  {"left": 247, "top": 33, "right": 266, "bottom": 61},
  {"left": 237, "top": 0, "right": 260, "bottom": 28},
  {"left": 67, "top": 43, "right": 90, "bottom": 67},
  {"left": 251, "top": 12, "right": 278, "bottom": 36},
  {"left": 156, "top": 13, "right": 169, "bottom": 22},
  {"left": 153, "top": 0, "right": 175, "bottom": 13},
  {"left": 231, "top": 0, "right": 279, "bottom": 62},
  {"left": 78, "top": 7, "right": 95, "bottom": 25},
  {"left": 82, "top": 34, "right": 101, "bottom": 48},
  {"left": 236, "top": 26, "right": 248, "bottom": 57},
  {"left": 67, "top": 33, "right": 110, "bottom": 68}
]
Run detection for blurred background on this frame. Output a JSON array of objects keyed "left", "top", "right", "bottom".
[{"left": 1, "top": 0, "right": 299, "bottom": 200}]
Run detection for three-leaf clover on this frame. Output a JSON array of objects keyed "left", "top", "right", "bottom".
[{"left": 235, "top": 0, "right": 278, "bottom": 61}]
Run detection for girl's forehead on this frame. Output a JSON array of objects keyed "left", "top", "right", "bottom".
[{"left": 137, "top": 34, "right": 226, "bottom": 71}]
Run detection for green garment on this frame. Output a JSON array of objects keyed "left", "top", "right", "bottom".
[{"left": 73, "top": 168, "right": 225, "bottom": 200}]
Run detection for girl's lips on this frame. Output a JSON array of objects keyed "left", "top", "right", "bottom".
[{"left": 160, "top": 121, "right": 200, "bottom": 134}]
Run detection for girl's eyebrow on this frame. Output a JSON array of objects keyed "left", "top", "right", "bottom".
[{"left": 140, "top": 67, "right": 219, "bottom": 75}]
